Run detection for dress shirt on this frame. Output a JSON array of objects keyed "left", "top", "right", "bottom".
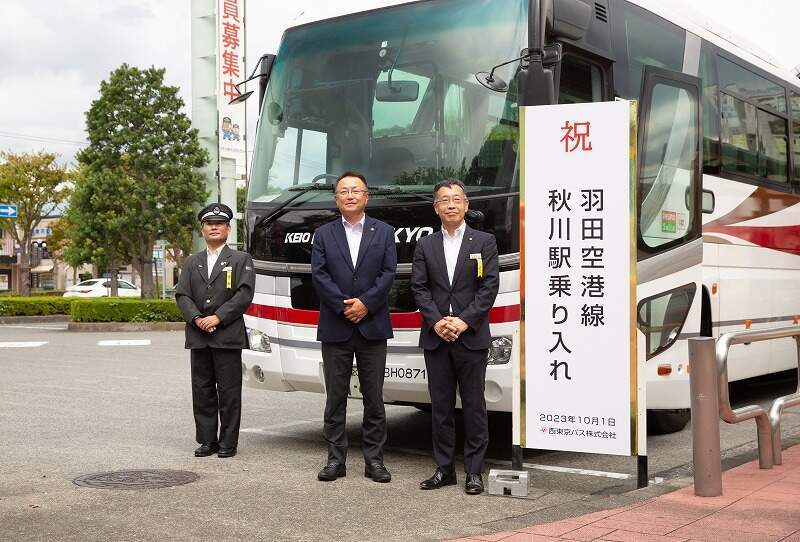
[
  {"left": 342, "top": 214, "right": 365, "bottom": 267},
  {"left": 442, "top": 221, "right": 466, "bottom": 287},
  {"left": 207, "top": 246, "right": 222, "bottom": 279}
]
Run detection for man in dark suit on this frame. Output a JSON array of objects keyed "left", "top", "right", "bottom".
[
  {"left": 411, "top": 179, "right": 499, "bottom": 495},
  {"left": 311, "top": 171, "right": 397, "bottom": 483},
  {"left": 175, "top": 203, "right": 255, "bottom": 458}
]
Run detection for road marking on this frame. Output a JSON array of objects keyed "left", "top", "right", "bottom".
[
  {"left": 486, "top": 457, "right": 631, "bottom": 480},
  {"left": 241, "top": 405, "right": 405, "bottom": 433},
  {"left": 522, "top": 463, "right": 630, "bottom": 479},
  {"left": 2, "top": 325, "right": 66, "bottom": 330},
  {"left": 0, "top": 341, "right": 48, "bottom": 348},
  {"left": 97, "top": 340, "right": 152, "bottom": 346}
]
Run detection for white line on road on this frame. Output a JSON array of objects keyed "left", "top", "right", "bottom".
[
  {"left": 484, "top": 457, "right": 631, "bottom": 480},
  {"left": 241, "top": 405, "right": 406, "bottom": 433},
  {"left": 2, "top": 325, "right": 66, "bottom": 330},
  {"left": 523, "top": 462, "right": 630, "bottom": 479},
  {"left": 97, "top": 340, "right": 152, "bottom": 346},
  {"left": 0, "top": 341, "right": 48, "bottom": 348}
]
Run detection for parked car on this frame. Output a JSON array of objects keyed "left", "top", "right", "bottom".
[{"left": 63, "top": 279, "right": 141, "bottom": 298}]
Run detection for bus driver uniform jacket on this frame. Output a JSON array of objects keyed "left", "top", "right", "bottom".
[{"left": 175, "top": 245, "right": 255, "bottom": 349}]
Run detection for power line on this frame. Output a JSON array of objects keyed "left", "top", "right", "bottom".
[{"left": 0, "top": 130, "right": 87, "bottom": 148}]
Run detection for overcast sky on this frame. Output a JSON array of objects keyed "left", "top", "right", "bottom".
[{"left": 0, "top": 0, "right": 797, "bottom": 166}]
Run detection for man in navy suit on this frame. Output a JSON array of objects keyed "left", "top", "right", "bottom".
[
  {"left": 311, "top": 171, "right": 397, "bottom": 483},
  {"left": 411, "top": 179, "right": 499, "bottom": 495}
]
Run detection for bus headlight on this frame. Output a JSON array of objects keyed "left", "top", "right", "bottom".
[
  {"left": 487, "top": 337, "right": 512, "bottom": 365},
  {"left": 247, "top": 327, "right": 271, "bottom": 353}
]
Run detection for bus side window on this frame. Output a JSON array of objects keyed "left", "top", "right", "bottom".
[
  {"left": 698, "top": 42, "right": 721, "bottom": 174},
  {"left": 718, "top": 56, "right": 790, "bottom": 185},
  {"left": 558, "top": 56, "right": 603, "bottom": 104},
  {"left": 791, "top": 91, "right": 800, "bottom": 181}
]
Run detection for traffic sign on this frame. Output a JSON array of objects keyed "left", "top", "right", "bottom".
[{"left": 0, "top": 204, "right": 18, "bottom": 218}]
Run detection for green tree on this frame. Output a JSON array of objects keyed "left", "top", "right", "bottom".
[
  {"left": 0, "top": 151, "right": 69, "bottom": 296},
  {"left": 77, "top": 63, "right": 208, "bottom": 298},
  {"left": 237, "top": 184, "right": 246, "bottom": 248},
  {"left": 64, "top": 167, "right": 136, "bottom": 296}
]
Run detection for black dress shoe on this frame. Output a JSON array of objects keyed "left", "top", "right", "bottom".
[
  {"left": 465, "top": 473, "right": 484, "bottom": 495},
  {"left": 419, "top": 467, "right": 457, "bottom": 490},
  {"left": 364, "top": 462, "right": 392, "bottom": 483},
  {"left": 217, "top": 447, "right": 237, "bottom": 458},
  {"left": 317, "top": 461, "right": 346, "bottom": 481},
  {"left": 194, "top": 443, "right": 219, "bottom": 457}
]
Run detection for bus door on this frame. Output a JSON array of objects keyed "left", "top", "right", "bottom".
[{"left": 635, "top": 66, "right": 703, "bottom": 410}]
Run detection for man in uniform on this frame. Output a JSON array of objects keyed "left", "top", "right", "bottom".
[
  {"left": 411, "top": 179, "right": 499, "bottom": 495},
  {"left": 311, "top": 171, "right": 397, "bottom": 483},
  {"left": 176, "top": 203, "right": 255, "bottom": 458}
]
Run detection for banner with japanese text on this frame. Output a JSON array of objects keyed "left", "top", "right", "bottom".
[
  {"left": 518, "top": 100, "right": 639, "bottom": 456},
  {"left": 217, "top": 0, "right": 246, "bottom": 174}
]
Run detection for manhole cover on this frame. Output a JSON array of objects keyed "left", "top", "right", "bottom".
[{"left": 73, "top": 469, "right": 198, "bottom": 490}]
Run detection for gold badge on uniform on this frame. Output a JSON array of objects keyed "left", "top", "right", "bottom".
[
  {"left": 469, "top": 253, "right": 483, "bottom": 278},
  {"left": 223, "top": 266, "right": 233, "bottom": 288}
]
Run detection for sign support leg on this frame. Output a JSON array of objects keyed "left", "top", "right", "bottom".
[
  {"left": 512, "top": 445, "right": 523, "bottom": 470},
  {"left": 637, "top": 455, "right": 648, "bottom": 488}
]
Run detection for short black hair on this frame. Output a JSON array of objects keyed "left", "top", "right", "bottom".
[
  {"left": 433, "top": 179, "right": 466, "bottom": 197},
  {"left": 334, "top": 170, "right": 369, "bottom": 191}
]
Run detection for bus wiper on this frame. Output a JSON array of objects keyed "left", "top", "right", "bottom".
[
  {"left": 253, "top": 183, "right": 333, "bottom": 230},
  {"left": 369, "top": 186, "right": 434, "bottom": 203}
]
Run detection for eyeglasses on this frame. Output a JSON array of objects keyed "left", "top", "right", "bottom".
[
  {"left": 434, "top": 197, "right": 466, "bottom": 206},
  {"left": 336, "top": 189, "right": 368, "bottom": 197}
]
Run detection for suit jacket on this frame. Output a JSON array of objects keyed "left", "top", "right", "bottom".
[
  {"left": 175, "top": 245, "right": 255, "bottom": 349},
  {"left": 411, "top": 225, "right": 499, "bottom": 351},
  {"left": 311, "top": 215, "right": 397, "bottom": 343}
]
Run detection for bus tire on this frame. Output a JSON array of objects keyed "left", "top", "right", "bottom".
[{"left": 647, "top": 408, "right": 690, "bottom": 434}]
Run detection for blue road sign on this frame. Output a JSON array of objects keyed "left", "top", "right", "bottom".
[{"left": 0, "top": 204, "right": 18, "bottom": 218}]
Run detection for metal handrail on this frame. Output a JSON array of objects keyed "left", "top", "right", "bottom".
[{"left": 689, "top": 325, "right": 800, "bottom": 496}]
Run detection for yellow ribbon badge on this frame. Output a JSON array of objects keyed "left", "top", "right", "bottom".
[
  {"left": 470, "top": 253, "right": 483, "bottom": 278},
  {"left": 223, "top": 266, "right": 233, "bottom": 288}
]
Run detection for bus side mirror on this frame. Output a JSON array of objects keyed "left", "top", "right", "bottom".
[{"left": 701, "top": 189, "right": 715, "bottom": 214}]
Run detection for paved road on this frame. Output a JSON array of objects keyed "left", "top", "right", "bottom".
[{"left": 1, "top": 324, "right": 798, "bottom": 541}]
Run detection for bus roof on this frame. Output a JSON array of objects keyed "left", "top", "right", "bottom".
[
  {"left": 631, "top": 0, "right": 798, "bottom": 85},
  {"left": 284, "top": 0, "right": 798, "bottom": 88}
]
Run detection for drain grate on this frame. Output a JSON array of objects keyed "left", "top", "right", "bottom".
[{"left": 73, "top": 469, "right": 198, "bottom": 490}]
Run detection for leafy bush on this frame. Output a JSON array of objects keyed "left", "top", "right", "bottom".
[
  {"left": 0, "top": 297, "right": 73, "bottom": 316},
  {"left": 70, "top": 298, "right": 182, "bottom": 322},
  {"left": 0, "top": 290, "right": 66, "bottom": 298}
]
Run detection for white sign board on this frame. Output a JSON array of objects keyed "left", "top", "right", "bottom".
[
  {"left": 218, "top": 0, "right": 246, "bottom": 176},
  {"left": 519, "top": 100, "right": 638, "bottom": 456}
]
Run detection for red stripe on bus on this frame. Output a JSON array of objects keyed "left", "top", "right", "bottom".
[{"left": 245, "top": 303, "right": 520, "bottom": 328}]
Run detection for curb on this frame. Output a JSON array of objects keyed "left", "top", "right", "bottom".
[
  {"left": 0, "top": 315, "right": 70, "bottom": 324},
  {"left": 67, "top": 322, "right": 185, "bottom": 332}
]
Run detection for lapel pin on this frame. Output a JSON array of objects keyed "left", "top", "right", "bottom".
[
  {"left": 370, "top": 227, "right": 374, "bottom": 232},
  {"left": 469, "top": 237, "right": 473, "bottom": 241}
]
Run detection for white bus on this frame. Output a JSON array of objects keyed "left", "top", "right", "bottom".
[{"left": 240, "top": 0, "right": 800, "bottom": 433}]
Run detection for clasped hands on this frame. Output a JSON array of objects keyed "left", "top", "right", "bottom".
[
  {"left": 195, "top": 314, "right": 221, "bottom": 333},
  {"left": 433, "top": 316, "right": 468, "bottom": 342},
  {"left": 343, "top": 298, "right": 368, "bottom": 324}
]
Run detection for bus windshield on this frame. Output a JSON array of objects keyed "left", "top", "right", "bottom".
[{"left": 249, "top": 0, "right": 528, "bottom": 205}]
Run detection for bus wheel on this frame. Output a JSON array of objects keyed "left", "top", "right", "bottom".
[{"left": 647, "top": 408, "right": 690, "bottom": 434}]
